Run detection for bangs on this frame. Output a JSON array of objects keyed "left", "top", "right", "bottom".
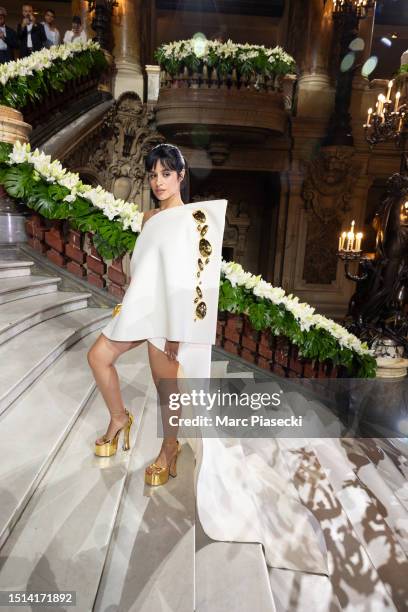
[{"left": 145, "top": 146, "right": 181, "bottom": 173}]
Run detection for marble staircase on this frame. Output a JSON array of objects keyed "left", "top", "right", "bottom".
[{"left": 0, "top": 248, "right": 276, "bottom": 612}]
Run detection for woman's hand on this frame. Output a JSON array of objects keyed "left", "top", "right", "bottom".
[{"left": 164, "top": 340, "right": 179, "bottom": 361}]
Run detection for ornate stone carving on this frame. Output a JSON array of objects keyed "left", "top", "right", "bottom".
[
  {"left": 301, "top": 145, "right": 360, "bottom": 284},
  {"left": 63, "top": 91, "right": 164, "bottom": 202}
]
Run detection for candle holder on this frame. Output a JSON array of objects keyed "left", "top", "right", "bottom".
[
  {"left": 332, "top": 0, "right": 375, "bottom": 19},
  {"left": 364, "top": 76, "right": 408, "bottom": 174},
  {"left": 337, "top": 249, "right": 370, "bottom": 281}
]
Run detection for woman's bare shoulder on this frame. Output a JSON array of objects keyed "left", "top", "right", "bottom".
[{"left": 141, "top": 209, "right": 156, "bottom": 229}]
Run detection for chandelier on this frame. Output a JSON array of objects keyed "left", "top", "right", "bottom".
[
  {"left": 332, "top": 0, "right": 376, "bottom": 19},
  {"left": 364, "top": 77, "right": 407, "bottom": 173}
]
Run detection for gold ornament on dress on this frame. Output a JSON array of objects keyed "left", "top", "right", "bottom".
[
  {"left": 192, "top": 209, "right": 212, "bottom": 321},
  {"left": 112, "top": 303, "right": 122, "bottom": 317}
]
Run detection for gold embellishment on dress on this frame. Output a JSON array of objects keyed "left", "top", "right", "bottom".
[
  {"left": 196, "top": 302, "right": 207, "bottom": 319},
  {"left": 112, "top": 303, "right": 122, "bottom": 317},
  {"left": 199, "top": 238, "right": 212, "bottom": 258},
  {"left": 193, "top": 210, "right": 206, "bottom": 224},
  {"left": 192, "top": 209, "right": 212, "bottom": 321}
]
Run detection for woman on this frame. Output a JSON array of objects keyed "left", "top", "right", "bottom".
[
  {"left": 63, "top": 15, "right": 87, "bottom": 44},
  {"left": 42, "top": 9, "right": 60, "bottom": 48},
  {"left": 87, "top": 143, "right": 226, "bottom": 485},
  {"left": 86, "top": 144, "right": 408, "bottom": 608},
  {"left": 86, "top": 142, "right": 329, "bottom": 574}
]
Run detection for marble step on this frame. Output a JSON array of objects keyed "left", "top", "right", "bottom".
[
  {"left": 0, "top": 290, "right": 92, "bottom": 345},
  {"left": 0, "top": 341, "right": 151, "bottom": 608},
  {"left": 0, "top": 260, "right": 34, "bottom": 278},
  {"left": 0, "top": 307, "right": 111, "bottom": 415},
  {"left": 211, "top": 360, "right": 254, "bottom": 379},
  {"left": 226, "top": 371, "right": 254, "bottom": 378},
  {"left": 210, "top": 360, "right": 229, "bottom": 378},
  {"left": 196, "top": 539, "right": 276, "bottom": 612},
  {"left": 94, "top": 382, "right": 196, "bottom": 612},
  {"left": 96, "top": 365, "right": 271, "bottom": 612},
  {"left": 0, "top": 274, "right": 60, "bottom": 304},
  {"left": 268, "top": 568, "right": 340, "bottom": 612}
]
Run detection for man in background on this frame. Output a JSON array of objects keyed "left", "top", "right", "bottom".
[
  {"left": 0, "top": 7, "right": 18, "bottom": 63},
  {"left": 17, "top": 4, "right": 46, "bottom": 57}
]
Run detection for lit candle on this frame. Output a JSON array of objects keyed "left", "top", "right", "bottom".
[
  {"left": 395, "top": 91, "right": 401, "bottom": 113},
  {"left": 386, "top": 79, "right": 393, "bottom": 102},
  {"left": 346, "top": 221, "right": 355, "bottom": 251},
  {"left": 378, "top": 93, "right": 386, "bottom": 115},
  {"left": 366, "top": 107, "right": 372, "bottom": 126},
  {"left": 338, "top": 231, "right": 347, "bottom": 251},
  {"left": 355, "top": 232, "right": 363, "bottom": 252}
]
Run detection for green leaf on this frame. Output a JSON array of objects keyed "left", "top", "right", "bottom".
[{"left": 2, "top": 164, "right": 33, "bottom": 198}]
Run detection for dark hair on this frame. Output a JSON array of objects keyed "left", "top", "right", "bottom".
[
  {"left": 145, "top": 143, "right": 190, "bottom": 204},
  {"left": 45, "top": 8, "right": 55, "bottom": 15},
  {"left": 72, "top": 15, "right": 81, "bottom": 25}
]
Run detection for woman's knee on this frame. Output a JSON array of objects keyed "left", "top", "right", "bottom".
[
  {"left": 87, "top": 344, "right": 101, "bottom": 369},
  {"left": 87, "top": 336, "right": 113, "bottom": 369}
]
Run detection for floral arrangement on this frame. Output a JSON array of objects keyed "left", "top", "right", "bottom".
[
  {"left": 219, "top": 260, "right": 377, "bottom": 378},
  {"left": 0, "top": 40, "right": 107, "bottom": 109},
  {"left": 0, "top": 142, "right": 142, "bottom": 258},
  {"left": 154, "top": 38, "right": 296, "bottom": 79},
  {"left": 0, "top": 142, "right": 376, "bottom": 376}
]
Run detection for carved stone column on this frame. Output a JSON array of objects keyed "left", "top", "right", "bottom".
[
  {"left": 281, "top": 147, "right": 362, "bottom": 318},
  {"left": 112, "top": 0, "right": 144, "bottom": 99},
  {"left": 286, "top": 0, "right": 335, "bottom": 119}
]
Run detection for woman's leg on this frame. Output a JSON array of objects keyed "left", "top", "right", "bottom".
[
  {"left": 146, "top": 340, "right": 182, "bottom": 472},
  {"left": 87, "top": 332, "right": 146, "bottom": 443}
]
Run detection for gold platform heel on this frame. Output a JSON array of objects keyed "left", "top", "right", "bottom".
[
  {"left": 94, "top": 409, "right": 134, "bottom": 457},
  {"left": 145, "top": 440, "right": 181, "bottom": 486}
]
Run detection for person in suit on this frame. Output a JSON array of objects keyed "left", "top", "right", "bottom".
[
  {"left": 17, "top": 4, "right": 47, "bottom": 57},
  {"left": 0, "top": 7, "right": 18, "bottom": 64}
]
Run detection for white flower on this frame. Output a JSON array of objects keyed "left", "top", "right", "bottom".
[
  {"left": 221, "top": 255, "right": 370, "bottom": 357},
  {"left": 7, "top": 141, "right": 143, "bottom": 239},
  {"left": 0, "top": 40, "right": 99, "bottom": 88},
  {"left": 8, "top": 141, "right": 31, "bottom": 164}
]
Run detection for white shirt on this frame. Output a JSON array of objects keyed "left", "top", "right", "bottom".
[
  {"left": 42, "top": 22, "right": 60, "bottom": 47},
  {"left": 0, "top": 26, "right": 7, "bottom": 51},
  {"left": 26, "top": 22, "right": 32, "bottom": 48},
  {"left": 63, "top": 29, "right": 87, "bottom": 44}
]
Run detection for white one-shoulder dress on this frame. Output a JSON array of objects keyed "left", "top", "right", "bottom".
[{"left": 100, "top": 199, "right": 329, "bottom": 577}]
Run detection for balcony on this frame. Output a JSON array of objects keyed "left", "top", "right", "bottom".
[{"left": 154, "top": 67, "right": 296, "bottom": 149}]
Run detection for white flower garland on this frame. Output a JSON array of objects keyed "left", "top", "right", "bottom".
[
  {"left": 221, "top": 260, "right": 372, "bottom": 357},
  {"left": 6, "top": 143, "right": 368, "bottom": 359},
  {"left": 0, "top": 39, "right": 101, "bottom": 87},
  {"left": 158, "top": 38, "right": 295, "bottom": 73},
  {"left": 8, "top": 142, "right": 143, "bottom": 233}
]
